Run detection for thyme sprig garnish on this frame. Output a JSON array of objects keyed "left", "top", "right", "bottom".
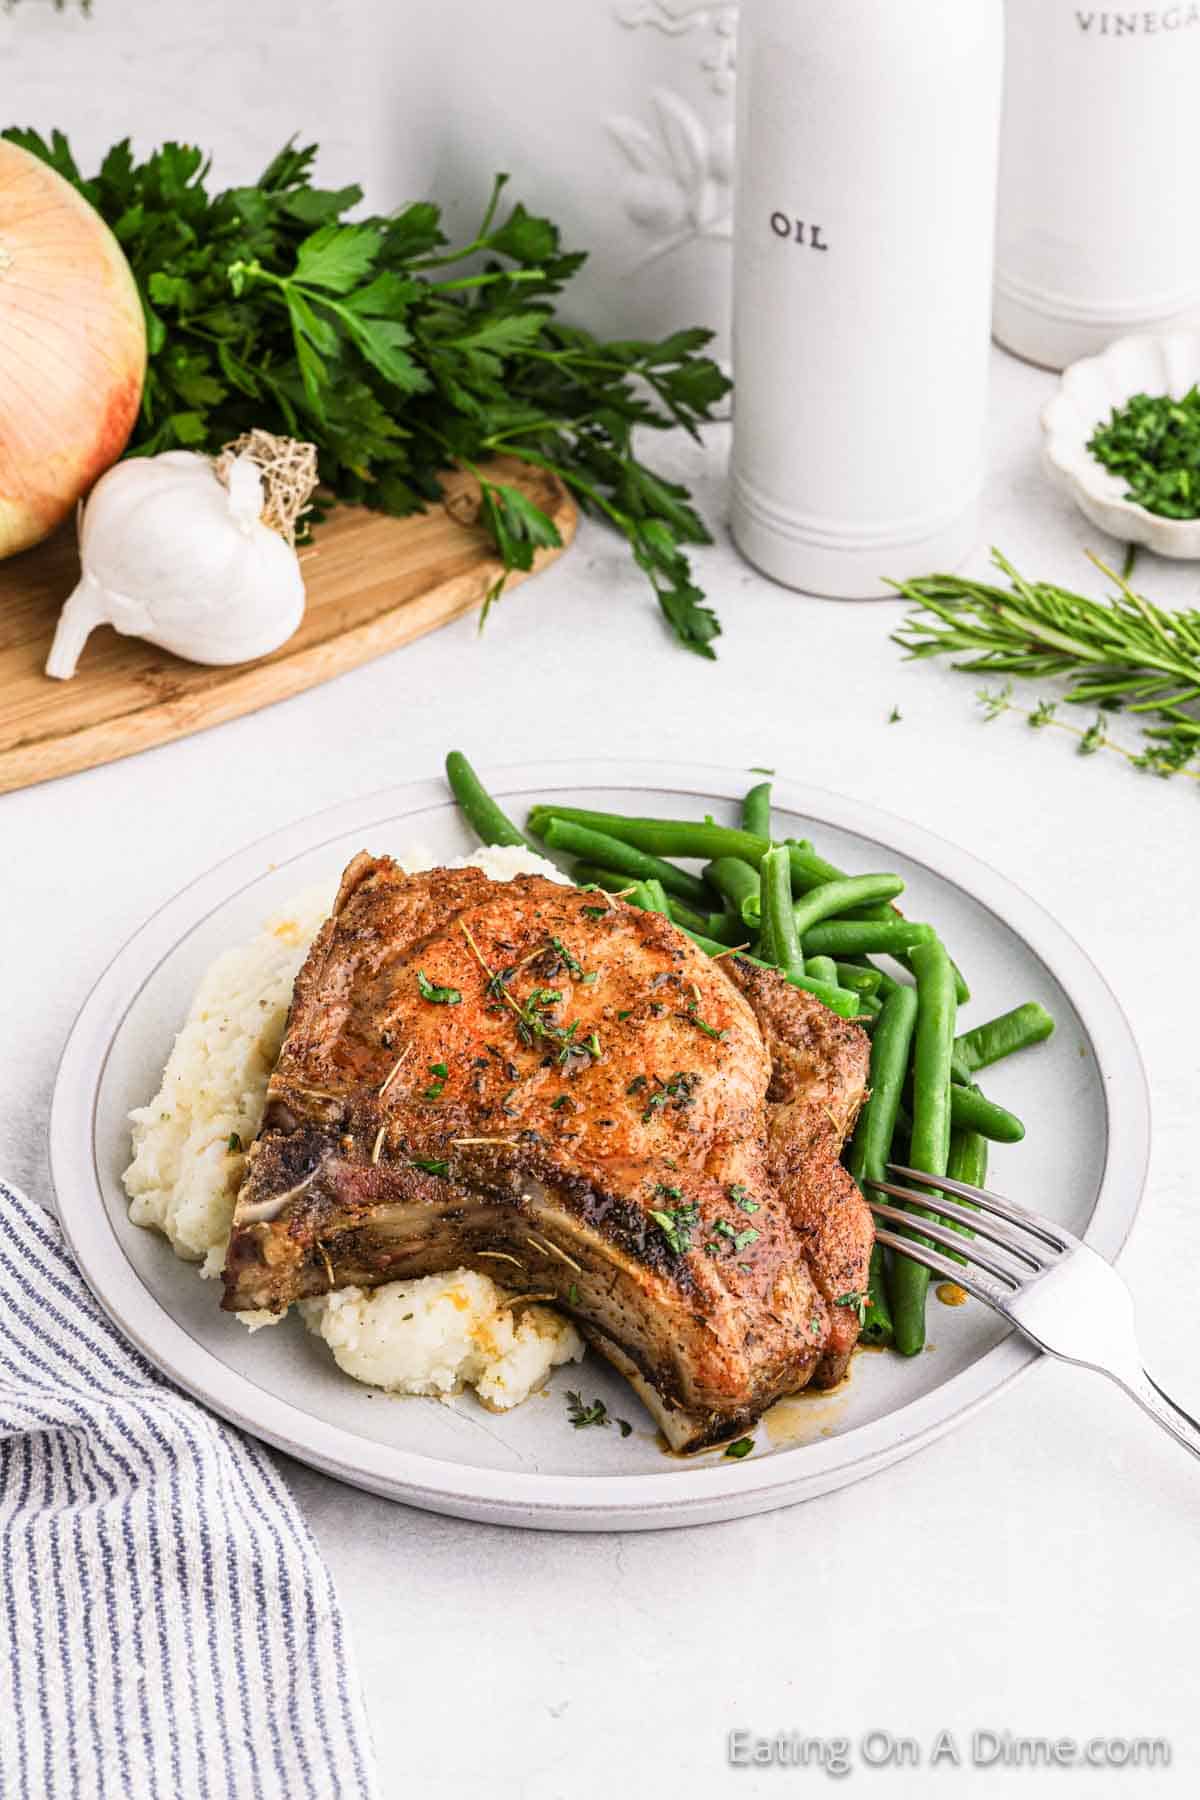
[
  {"left": 565, "top": 1390, "right": 631, "bottom": 1434},
  {"left": 893, "top": 548, "right": 1200, "bottom": 781}
]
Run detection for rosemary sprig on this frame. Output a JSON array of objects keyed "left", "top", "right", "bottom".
[{"left": 892, "top": 549, "right": 1200, "bottom": 781}]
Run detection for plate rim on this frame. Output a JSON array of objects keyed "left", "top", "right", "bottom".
[{"left": 48, "top": 757, "right": 1151, "bottom": 1529}]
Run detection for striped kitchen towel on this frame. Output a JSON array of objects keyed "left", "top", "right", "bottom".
[{"left": 0, "top": 1179, "right": 378, "bottom": 1800}]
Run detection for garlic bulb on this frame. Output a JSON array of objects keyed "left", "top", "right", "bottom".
[{"left": 45, "top": 449, "right": 307, "bottom": 679}]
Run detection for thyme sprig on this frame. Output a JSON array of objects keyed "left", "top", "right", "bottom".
[{"left": 893, "top": 549, "right": 1200, "bottom": 781}]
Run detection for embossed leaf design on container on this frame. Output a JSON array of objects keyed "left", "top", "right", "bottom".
[
  {"left": 608, "top": 87, "right": 734, "bottom": 269},
  {"left": 613, "top": 1, "right": 740, "bottom": 95}
]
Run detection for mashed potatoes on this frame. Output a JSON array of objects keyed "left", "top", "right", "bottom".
[
  {"left": 124, "top": 844, "right": 584, "bottom": 1406},
  {"left": 299, "top": 1272, "right": 582, "bottom": 1409}
]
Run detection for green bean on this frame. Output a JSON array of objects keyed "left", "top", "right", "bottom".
[
  {"left": 844, "top": 899, "right": 970, "bottom": 1001},
  {"left": 525, "top": 805, "right": 970, "bottom": 990},
  {"left": 701, "top": 911, "right": 748, "bottom": 947},
  {"left": 536, "top": 817, "right": 709, "bottom": 905},
  {"left": 790, "top": 876, "right": 906, "bottom": 944},
  {"left": 801, "top": 920, "right": 934, "bottom": 957},
  {"left": 574, "top": 864, "right": 709, "bottom": 940},
  {"left": 834, "top": 964, "right": 881, "bottom": 996},
  {"left": 628, "top": 878, "right": 670, "bottom": 916},
  {"left": 742, "top": 780, "right": 772, "bottom": 839},
  {"left": 842, "top": 955, "right": 903, "bottom": 999},
  {"left": 954, "top": 1002, "right": 1055, "bottom": 1074},
  {"left": 859, "top": 1245, "right": 894, "bottom": 1347},
  {"left": 848, "top": 984, "right": 919, "bottom": 1344},
  {"left": 525, "top": 808, "right": 840, "bottom": 892},
  {"left": 949, "top": 1083, "right": 1024, "bottom": 1144},
  {"left": 571, "top": 864, "right": 633, "bottom": 893},
  {"left": 889, "top": 937, "right": 957, "bottom": 1357},
  {"left": 760, "top": 845, "right": 804, "bottom": 974},
  {"left": 805, "top": 955, "right": 838, "bottom": 986},
  {"left": 847, "top": 986, "right": 919, "bottom": 1191},
  {"left": 704, "top": 857, "right": 762, "bottom": 926},
  {"left": 939, "top": 1126, "right": 988, "bottom": 1265},
  {"left": 445, "top": 750, "right": 538, "bottom": 850},
  {"left": 682, "top": 933, "right": 862, "bottom": 1017}
]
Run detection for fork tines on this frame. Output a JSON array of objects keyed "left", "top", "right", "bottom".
[{"left": 864, "top": 1162, "right": 1074, "bottom": 1304}]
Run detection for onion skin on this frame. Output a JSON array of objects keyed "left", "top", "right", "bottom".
[{"left": 0, "top": 142, "right": 146, "bottom": 560}]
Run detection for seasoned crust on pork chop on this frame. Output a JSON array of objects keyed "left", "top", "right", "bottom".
[
  {"left": 223, "top": 856, "right": 871, "bottom": 1448},
  {"left": 721, "top": 956, "right": 872, "bottom": 1386}
]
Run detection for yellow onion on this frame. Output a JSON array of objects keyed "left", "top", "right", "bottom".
[{"left": 0, "top": 141, "right": 146, "bottom": 560}]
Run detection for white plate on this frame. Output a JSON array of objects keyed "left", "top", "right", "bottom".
[{"left": 49, "top": 760, "right": 1149, "bottom": 1531}]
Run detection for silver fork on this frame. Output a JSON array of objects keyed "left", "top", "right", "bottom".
[{"left": 869, "top": 1164, "right": 1200, "bottom": 1461}]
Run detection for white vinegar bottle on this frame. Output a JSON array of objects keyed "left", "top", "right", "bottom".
[
  {"left": 730, "top": 0, "right": 1004, "bottom": 598},
  {"left": 995, "top": 1, "right": 1200, "bottom": 370}
]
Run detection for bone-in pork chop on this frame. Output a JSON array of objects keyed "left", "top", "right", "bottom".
[{"left": 222, "top": 856, "right": 871, "bottom": 1450}]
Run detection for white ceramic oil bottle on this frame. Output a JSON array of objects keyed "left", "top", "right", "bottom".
[
  {"left": 730, "top": 0, "right": 1003, "bottom": 599},
  {"left": 995, "top": 1, "right": 1200, "bottom": 371}
]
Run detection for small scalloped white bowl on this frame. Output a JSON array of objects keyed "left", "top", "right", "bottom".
[{"left": 1041, "top": 331, "right": 1200, "bottom": 560}]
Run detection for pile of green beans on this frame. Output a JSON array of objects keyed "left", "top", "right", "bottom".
[{"left": 445, "top": 751, "right": 1057, "bottom": 1359}]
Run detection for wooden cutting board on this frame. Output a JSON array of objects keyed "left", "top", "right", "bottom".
[{"left": 0, "top": 457, "right": 575, "bottom": 797}]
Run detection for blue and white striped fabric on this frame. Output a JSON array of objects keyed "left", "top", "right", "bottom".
[{"left": 0, "top": 1180, "right": 379, "bottom": 1800}]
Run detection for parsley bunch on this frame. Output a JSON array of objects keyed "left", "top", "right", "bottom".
[{"left": 6, "top": 130, "right": 730, "bottom": 656}]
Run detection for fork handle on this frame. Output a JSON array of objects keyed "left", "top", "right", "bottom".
[{"left": 1117, "top": 1368, "right": 1200, "bottom": 1462}]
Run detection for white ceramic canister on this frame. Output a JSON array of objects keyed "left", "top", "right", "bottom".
[
  {"left": 996, "top": 2, "right": 1200, "bottom": 371},
  {"left": 376, "top": 1, "right": 740, "bottom": 359},
  {"left": 729, "top": 0, "right": 1003, "bottom": 599}
]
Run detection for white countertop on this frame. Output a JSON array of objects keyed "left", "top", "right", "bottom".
[{"left": 6, "top": 347, "right": 1199, "bottom": 1797}]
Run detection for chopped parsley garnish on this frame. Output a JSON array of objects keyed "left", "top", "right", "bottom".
[
  {"left": 226, "top": 1131, "right": 243, "bottom": 1153},
  {"left": 567, "top": 1282, "right": 580, "bottom": 1306},
  {"left": 626, "top": 1074, "right": 647, "bottom": 1094},
  {"left": 417, "top": 969, "right": 461, "bottom": 1006},
  {"left": 581, "top": 971, "right": 599, "bottom": 986},
  {"left": 550, "top": 1094, "right": 572, "bottom": 1112},
  {"left": 582, "top": 905, "right": 608, "bottom": 921},
  {"left": 654, "top": 1182, "right": 682, "bottom": 1200},
  {"left": 584, "top": 1031, "right": 601, "bottom": 1059},
  {"left": 423, "top": 1061, "right": 449, "bottom": 1100},
  {"left": 618, "top": 1418, "right": 633, "bottom": 1438},
  {"left": 835, "top": 1290, "right": 871, "bottom": 1327},
  {"left": 724, "top": 1437, "right": 754, "bottom": 1459},
  {"left": 639, "top": 1070, "right": 701, "bottom": 1124},
  {"left": 549, "top": 935, "right": 584, "bottom": 978},
  {"left": 685, "top": 1002, "right": 728, "bottom": 1041},
  {"left": 617, "top": 1008, "right": 633, "bottom": 1020},
  {"left": 649, "top": 1201, "right": 700, "bottom": 1256},
  {"left": 730, "top": 1185, "right": 759, "bottom": 1214},
  {"left": 713, "top": 1219, "right": 759, "bottom": 1252},
  {"left": 566, "top": 1391, "right": 610, "bottom": 1430},
  {"left": 410, "top": 1157, "right": 449, "bottom": 1176}
]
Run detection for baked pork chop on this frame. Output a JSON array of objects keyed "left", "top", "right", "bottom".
[{"left": 223, "top": 856, "right": 872, "bottom": 1450}]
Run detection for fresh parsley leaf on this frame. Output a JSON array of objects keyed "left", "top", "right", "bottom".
[
  {"left": 417, "top": 970, "right": 462, "bottom": 1005},
  {"left": 724, "top": 1437, "right": 754, "bottom": 1460},
  {"left": 649, "top": 1201, "right": 700, "bottom": 1256},
  {"left": 410, "top": 1157, "right": 449, "bottom": 1176},
  {"left": 1, "top": 131, "right": 730, "bottom": 657}
]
